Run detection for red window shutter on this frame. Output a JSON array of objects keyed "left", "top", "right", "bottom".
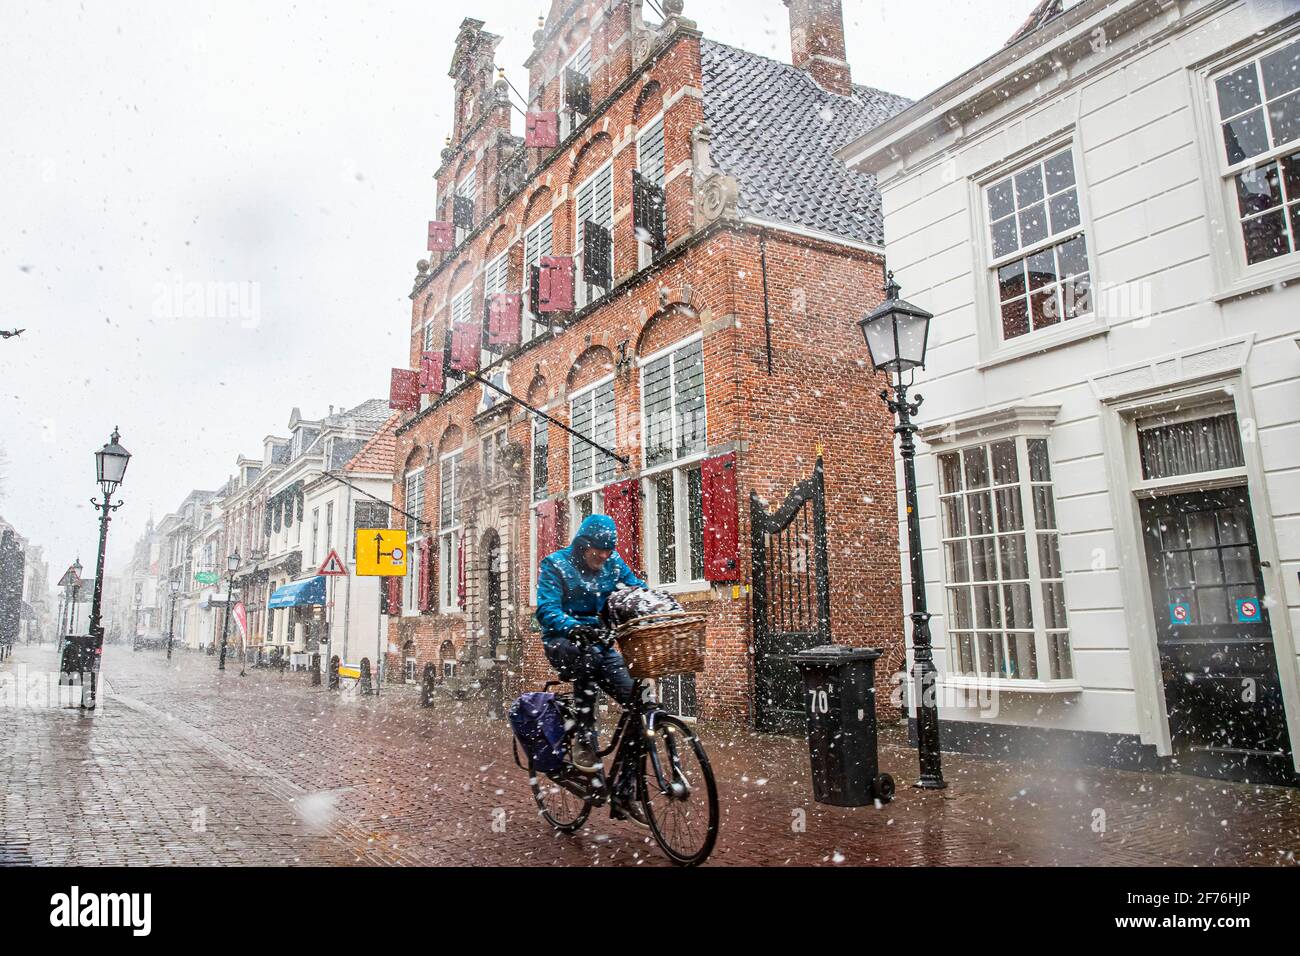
[
  {"left": 388, "top": 368, "right": 419, "bottom": 411},
  {"left": 535, "top": 499, "right": 567, "bottom": 577},
  {"left": 485, "top": 293, "right": 522, "bottom": 351},
  {"left": 525, "top": 111, "right": 559, "bottom": 148},
  {"left": 539, "top": 256, "right": 574, "bottom": 313},
  {"left": 603, "top": 479, "right": 642, "bottom": 576},
  {"left": 701, "top": 452, "right": 740, "bottom": 581},
  {"left": 427, "top": 221, "right": 453, "bottom": 252},
  {"left": 418, "top": 350, "right": 444, "bottom": 395},
  {"left": 417, "top": 540, "right": 432, "bottom": 613},
  {"left": 456, "top": 536, "right": 466, "bottom": 610},
  {"left": 449, "top": 320, "right": 480, "bottom": 374},
  {"left": 386, "top": 575, "right": 403, "bottom": 616}
]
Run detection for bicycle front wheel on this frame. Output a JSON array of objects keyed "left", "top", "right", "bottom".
[
  {"left": 530, "top": 765, "right": 593, "bottom": 834},
  {"left": 639, "top": 715, "right": 719, "bottom": 866}
]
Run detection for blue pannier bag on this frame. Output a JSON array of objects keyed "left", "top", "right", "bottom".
[{"left": 509, "top": 692, "right": 568, "bottom": 773}]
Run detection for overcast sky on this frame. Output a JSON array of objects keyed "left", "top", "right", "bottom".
[{"left": 0, "top": 0, "right": 1032, "bottom": 577}]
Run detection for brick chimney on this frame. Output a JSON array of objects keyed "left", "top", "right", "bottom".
[{"left": 785, "top": 0, "right": 852, "bottom": 96}]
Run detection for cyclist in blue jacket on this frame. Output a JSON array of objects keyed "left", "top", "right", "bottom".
[{"left": 537, "top": 513, "right": 645, "bottom": 777}]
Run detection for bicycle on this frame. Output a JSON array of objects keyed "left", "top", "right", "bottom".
[{"left": 515, "top": 669, "right": 720, "bottom": 867}]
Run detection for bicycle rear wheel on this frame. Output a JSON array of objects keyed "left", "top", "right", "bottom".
[
  {"left": 639, "top": 715, "right": 719, "bottom": 866},
  {"left": 530, "top": 764, "right": 593, "bottom": 833}
]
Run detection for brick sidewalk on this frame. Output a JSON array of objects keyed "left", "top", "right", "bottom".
[{"left": 2, "top": 643, "right": 1298, "bottom": 866}]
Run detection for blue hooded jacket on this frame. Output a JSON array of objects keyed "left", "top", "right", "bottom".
[{"left": 536, "top": 514, "right": 646, "bottom": 641}]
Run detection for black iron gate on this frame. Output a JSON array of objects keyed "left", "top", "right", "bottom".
[{"left": 751, "top": 457, "right": 831, "bottom": 733}]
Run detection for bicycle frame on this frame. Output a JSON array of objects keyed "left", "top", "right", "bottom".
[{"left": 541, "top": 678, "right": 688, "bottom": 807}]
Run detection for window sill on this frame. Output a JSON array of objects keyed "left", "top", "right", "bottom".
[
  {"left": 977, "top": 319, "right": 1107, "bottom": 371},
  {"left": 650, "top": 581, "right": 712, "bottom": 600},
  {"left": 1212, "top": 259, "right": 1300, "bottom": 304},
  {"left": 939, "top": 675, "right": 1083, "bottom": 695}
]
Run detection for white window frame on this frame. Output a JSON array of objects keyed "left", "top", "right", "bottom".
[
  {"left": 1200, "top": 29, "right": 1300, "bottom": 294},
  {"left": 481, "top": 428, "right": 509, "bottom": 488},
  {"left": 933, "top": 434, "right": 1076, "bottom": 690},
  {"left": 972, "top": 136, "right": 1103, "bottom": 367},
  {"left": 310, "top": 508, "right": 320, "bottom": 566},
  {"left": 523, "top": 213, "right": 553, "bottom": 343},
  {"left": 482, "top": 251, "right": 510, "bottom": 369},
  {"left": 451, "top": 284, "right": 474, "bottom": 329},
  {"left": 574, "top": 160, "right": 614, "bottom": 309},
  {"left": 529, "top": 412, "right": 550, "bottom": 607},
  {"left": 637, "top": 111, "right": 666, "bottom": 271},
  {"left": 531, "top": 412, "right": 550, "bottom": 505},
  {"left": 568, "top": 374, "right": 616, "bottom": 519},
  {"left": 559, "top": 39, "right": 593, "bottom": 140},
  {"left": 455, "top": 168, "right": 477, "bottom": 244},
  {"left": 638, "top": 334, "right": 708, "bottom": 590},
  {"left": 438, "top": 450, "right": 463, "bottom": 614},
  {"left": 403, "top": 467, "right": 425, "bottom": 616}
]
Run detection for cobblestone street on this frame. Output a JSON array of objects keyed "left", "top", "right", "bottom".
[{"left": 2, "top": 642, "right": 1298, "bottom": 867}]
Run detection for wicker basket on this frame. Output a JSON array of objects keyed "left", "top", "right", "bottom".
[{"left": 615, "top": 612, "right": 707, "bottom": 679}]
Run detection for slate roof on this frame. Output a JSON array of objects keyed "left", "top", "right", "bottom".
[
  {"left": 700, "top": 39, "right": 912, "bottom": 246},
  {"left": 343, "top": 414, "right": 399, "bottom": 475},
  {"left": 325, "top": 398, "right": 391, "bottom": 429}
]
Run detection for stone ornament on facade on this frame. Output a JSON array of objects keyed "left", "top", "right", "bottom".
[{"left": 692, "top": 122, "right": 739, "bottom": 229}]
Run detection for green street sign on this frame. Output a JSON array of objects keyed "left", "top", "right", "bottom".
[{"left": 195, "top": 571, "right": 219, "bottom": 585}]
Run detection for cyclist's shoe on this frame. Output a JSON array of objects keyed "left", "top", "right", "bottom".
[
  {"left": 569, "top": 734, "right": 601, "bottom": 774},
  {"left": 611, "top": 794, "right": 650, "bottom": 828}
]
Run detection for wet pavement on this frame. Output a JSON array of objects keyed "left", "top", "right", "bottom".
[{"left": 1, "top": 642, "right": 1298, "bottom": 866}]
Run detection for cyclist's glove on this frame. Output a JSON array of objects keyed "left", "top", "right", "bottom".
[{"left": 569, "top": 624, "right": 602, "bottom": 643}]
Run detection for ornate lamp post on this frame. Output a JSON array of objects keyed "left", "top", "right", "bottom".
[
  {"left": 167, "top": 576, "right": 181, "bottom": 660},
  {"left": 86, "top": 428, "right": 130, "bottom": 708},
  {"left": 858, "top": 275, "right": 946, "bottom": 790},
  {"left": 218, "top": 548, "right": 240, "bottom": 671}
]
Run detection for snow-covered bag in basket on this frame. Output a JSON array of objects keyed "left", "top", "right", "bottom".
[{"left": 603, "top": 587, "right": 706, "bottom": 679}]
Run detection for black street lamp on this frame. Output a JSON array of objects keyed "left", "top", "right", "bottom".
[
  {"left": 167, "top": 576, "right": 180, "bottom": 660},
  {"left": 218, "top": 549, "right": 239, "bottom": 672},
  {"left": 858, "top": 274, "right": 946, "bottom": 790},
  {"left": 87, "top": 427, "right": 131, "bottom": 708}
]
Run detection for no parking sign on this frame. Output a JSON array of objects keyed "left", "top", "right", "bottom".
[
  {"left": 1236, "top": 598, "right": 1263, "bottom": 623},
  {"left": 1168, "top": 602, "right": 1191, "bottom": 626}
]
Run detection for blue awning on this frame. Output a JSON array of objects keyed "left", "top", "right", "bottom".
[{"left": 267, "top": 576, "right": 326, "bottom": 609}]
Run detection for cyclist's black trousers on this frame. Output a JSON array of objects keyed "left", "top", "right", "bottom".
[{"left": 542, "top": 636, "right": 636, "bottom": 733}]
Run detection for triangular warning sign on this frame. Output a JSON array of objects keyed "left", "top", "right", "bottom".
[
  {"left": 58, "top": 567, "right": 82, "bottom": 588},
  {"left": 318, "top": 549, "right": 348, "bottom": 576}
]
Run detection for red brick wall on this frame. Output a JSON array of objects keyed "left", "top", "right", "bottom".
[{"left": 388, "top": 223, "right": 900, "bottom": 724}]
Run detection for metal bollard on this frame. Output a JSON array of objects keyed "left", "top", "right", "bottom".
[
  {"left": 359, "top": 657, "right": 373, "bottom": 696},
  {"left": 328, "top": 655, "right": 340, "bottom": 691},
  {"left": 421, "top": 662, "right": 437, "bottom": 708}
]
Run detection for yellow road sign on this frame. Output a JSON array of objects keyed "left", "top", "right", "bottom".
[{"left": 355, "top": 528, "right": 408, "bottom": 577}]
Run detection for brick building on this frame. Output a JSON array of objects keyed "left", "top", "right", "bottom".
[{"left": 385, "top": 0, "right": 910, "bottom": 725}]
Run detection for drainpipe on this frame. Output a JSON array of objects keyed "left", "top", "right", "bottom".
[{"left": 759, "top": 228, "right": 774, "bottom": 374}]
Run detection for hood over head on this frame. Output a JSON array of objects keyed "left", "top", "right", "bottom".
[{"left": 570, "top": 513, "right": 618, "bottom": 553}]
